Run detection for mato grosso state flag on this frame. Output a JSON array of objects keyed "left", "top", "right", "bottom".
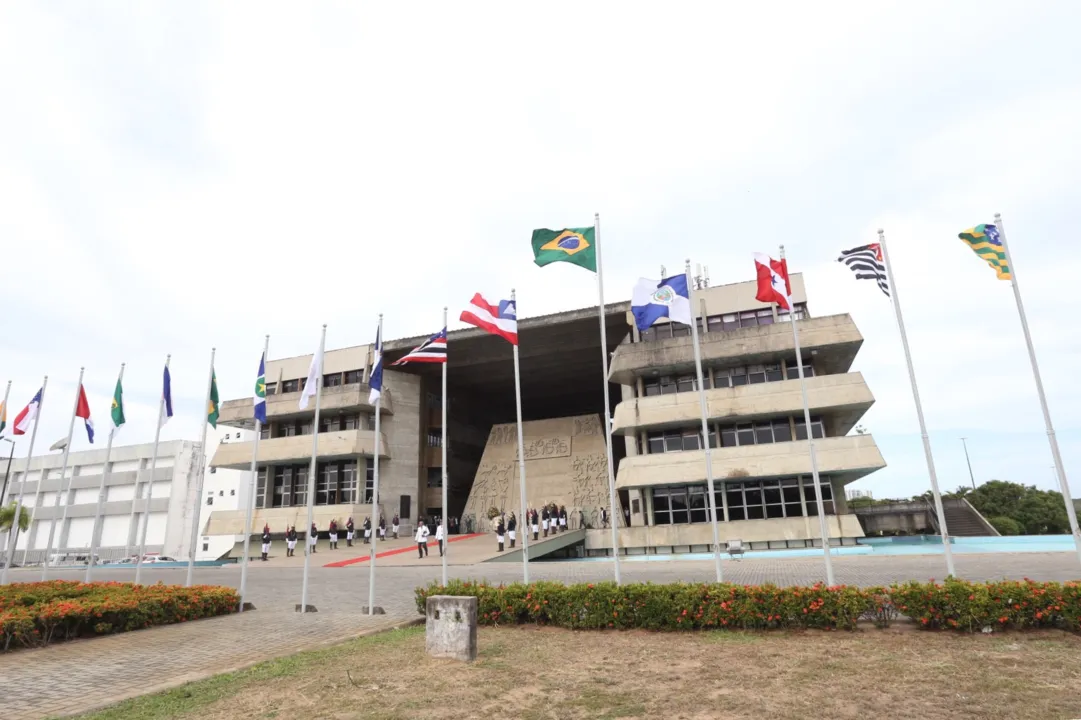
[
  {"left": 959, "top": 224, "right": 1011, "bottom": 280},
  {"left": 530, "top": 227, "right": 597, "bottom": 272}
]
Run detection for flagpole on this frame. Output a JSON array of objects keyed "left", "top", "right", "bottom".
[
  {"left": 0, "top": 380, "right": 11, "bottom": 504},
  {"left": 994, "top": 214, "right": 1081, "bottom": 566},
  {"left": 301, "top": 325, "right": 326, "bottom": 614},
  {"left": 878, "top": 230, "right": 955, "bottom": 576},
  {"left": 41, "top": 368, "right": 86, "bottom": 581},
  {"left": 510, "top": 289, "right": 530, "bottom": 584},
  {"left": 2, "top": 376, "right": 47, "bottom": 585},
  {"left": 367, "top": 315, "right": 383, "bottom": 614},
  {"left": 240, "top": 335, "right": 269, "bottom": 612},
  {"left": 87, "top": 363, "right": 125, "bottom": 583},
  {"left": 594, "top": 214, "right": 623, "bottom": 584},
  {"left": 135, "top": 355, "right": 170, "bottom": 585},
  {"left": 685, "top": 260, "right": 724, "bottom": 583},
  {"left": 779, "top": 246, "right": 835, "bottom": 586},
  {"left": 185, "top": 348, "right": 217, "bottom": 587},
  {"left": 441, "top": 307, "right": 449, "bottom": 587}
]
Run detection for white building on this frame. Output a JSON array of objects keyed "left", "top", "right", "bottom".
[
  {"left": 0, "top": 424, "right": 252, "bottom": 564},
  {"left": 196, "top": 425, "right": 254, "bottom": 560}
]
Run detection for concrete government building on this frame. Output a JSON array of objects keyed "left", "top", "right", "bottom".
[{"left": 206, "top": 272, "right": 885, "bottom": 555}]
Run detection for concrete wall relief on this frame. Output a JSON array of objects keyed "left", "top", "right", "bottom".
[
  {"left": 516, "top": 437, "right": 571, "bottom": 462},
  {"left": 488, "top": 425, "right": 516, "bottom": 446},
  {"left": 571, "top": 415, "right": 602, "bottom": 437},
  {"left": 570, "top": 453, "right": 608, "bottom": 509},
  {"left": 464, "top": 462, "right": 513, "bottom": 515}
]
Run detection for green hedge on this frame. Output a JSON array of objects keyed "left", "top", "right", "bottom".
[
  {"left": 416, "top": 578, "right": 1081, "bottom": 632},
  {"left": 1, "top": 580, "right": 240, "bottom": 650}
]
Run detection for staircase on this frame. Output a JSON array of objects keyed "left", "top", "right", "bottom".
[{"left": 941, "top": 498, "right": 999, "bottom": 537}]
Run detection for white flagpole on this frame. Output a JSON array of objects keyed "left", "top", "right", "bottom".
[
  {"left": 2, "top": 375, "right": 47, "bottom": 584},
  {"left": 86, "top": 363, "right": 125, "bottom": 583},
  {"left": 779, "top": 246, "right": 835, "bottom": 586},
  {"left": 367, "top": 315, "right": 383, "bottom": 614},
  {"left": 135, "top": 355, "right": 170, "bottom": 585},
  {"left": 185, "top": 348, "right": 217, "bottom": 587},
  {"left": 878, "top": 230, "right": 955, "bottom": 576},
  {"left": 41, "top": 367, "right": 86, "bottom": 581},
  {"left": 441, "top": 307, "right": 449, "bottom": 587},
  {"left": 994, "top": 214, "right": 1081, "bottom": 566},
  {"left": 685, "top": 260, "right": 723, "bottom": 583},
  {"left": 510, "top": 289, "right": 530, "bottom": 584},
  {"left": 301, "top": 325, "right": 327, "bottom": 613},
  {"left": 240, "top": 335, "right": 269, "bottom": 612},
  {"left": 0, "top": 380, "right": 11, "bottom": 506},
  {"left": 594, "top": 214, "right": 623, "bottom": 584}
]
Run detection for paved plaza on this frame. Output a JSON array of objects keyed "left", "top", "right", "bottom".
[{"left": 3, "top": 550, "right": 1081, "bottom": 719}]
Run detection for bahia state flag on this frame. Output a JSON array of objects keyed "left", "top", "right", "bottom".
[{"left": 531, "top": 227, "right": 597, "bottom": 272}]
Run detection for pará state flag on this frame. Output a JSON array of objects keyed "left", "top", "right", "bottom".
[
  {"left": 75, "top": 384, "right": 94, "bottom": 444},
  {"left": 631, "top": 275, "right": 692, "bottom": 331},
  {"left": 754, "top": 253, "right": 792, "bottom": 311},
  {"left": 254, "top": 352, "right": 267, "bottom": 425},
  {"left": 369, "top": 324, "right": 384, "bottom": 405}
]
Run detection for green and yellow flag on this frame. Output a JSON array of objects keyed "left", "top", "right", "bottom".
[
  {"left": 959, "top": 223, "right": 1011, "bottom": 280},
  {"left": 110, "top": 376, "right": 126, "bottom": 429},
  {"left": 207, "top": 371, "right": 220, "bottom": 429},
  {"left": 0, "top": 400, "right": 7, "bottom": 436},
  {"left": 531, "top": 227, "right": 597, "bottom": 272}
]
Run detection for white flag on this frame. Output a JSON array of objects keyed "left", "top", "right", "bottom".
[{"left": 299, "top": 343, "right": 324, "bottom": 410}]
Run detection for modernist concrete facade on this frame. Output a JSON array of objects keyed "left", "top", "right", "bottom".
[
  {"left": 195, "top": 425, "right": 255, "bottom": 559},
  {"left": 0, "top": 439, "right": 204, "bottom": 563},
  {"left": 211, "top": 272, "right": 886, "bottom": 554}
]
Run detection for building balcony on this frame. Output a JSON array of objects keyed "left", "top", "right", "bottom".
[
  {"left": 615, "top": 434, "right": 885, "bottom": 490},
  {"left": 612, "top": 372, "right": 874, "bottom": 436},
  {"left": 217, "top": 383, "right": 393, "bottom": 428},
  {"left": 608, "top": 314, "right": 863, "bottom": 386},
  {"left": 209, "top": 429, "right": 390, "bottom": 470}
]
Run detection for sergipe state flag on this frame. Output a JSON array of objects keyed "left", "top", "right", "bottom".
[
  {"left": 460, "top": 293, "right": 518, "bottom": 345},
  {"left": 630, "top": 275, "right": 692, "bottom": 331},
  {"left": 13, "top": 388, "right": 43, "bottom": 436},
  {"left": 369, "top": 324, "right": 384, "bottom": 405},
  {"left": 75, "top": 384, "right": 95, "bottom": 444},
  {"left": 754, "top": 253, "right": 792, "bottom": 311}
]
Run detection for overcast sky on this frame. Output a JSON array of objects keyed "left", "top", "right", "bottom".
[{"left": 1, "top": 2, "right": 1078, "bottom": 501}]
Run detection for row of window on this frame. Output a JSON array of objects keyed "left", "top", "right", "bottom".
[
  {"left": 652, "top": 476, "right": 835, "bottom": 525},
  {"left": 258, "top": 413, "right": 374, "bottom": 440},
  {"left": 267, "top": 369, "right": 365, "bottom": 396},
  {"left": 254, "top": 461, "right": 375, "bottom": 508},
  {"left": 645, "top": 416, "right": 826, "bottom": 454},
  {"left": 638, "top": 304, "right": 808, "bottom": 342},
  {"left": 642, "top": 359, "right": 815, "bottom": 396}
]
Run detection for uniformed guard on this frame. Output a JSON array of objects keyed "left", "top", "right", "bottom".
[
  {"left": 507, "top": 512, "right": 517, "bottom": 548},
  {"left": 531, "top": 508, "right": 539, "bottom": 540},
  {"left": 392, "top": 513, "right": 400, "bottom": 539},
  {"left": 363, "top": 516, "right": 372, "bottom": 544},
  {"left": 260, "top": 524, "right": 271, "bottom": 561},
  {"left": 559, "top": 505, "right": 568, "bottom": 533},
  {"left": 328, "top": 519, "right": 339, "bottom": 550},
  {"left": 541, "top": 506, "right": 550, "bottom": 537},
  {"left": 286, "top": 525, "right": 298, "bottom": 557},
  {"left": 496, "top": 516, "right": 506, "bottom": 552},
  {"left": 379, "top": 515, "right": 387, "bottom": 541},
  {"left": 309, "top": 522, "right": 319, "bottom": 554},
  {"left": 346, "top": 516, "right": 355, "bottom": 547}
]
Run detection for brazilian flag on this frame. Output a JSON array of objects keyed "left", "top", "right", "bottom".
[
  {"left": 531, "top": 227, "right": 597, "bottom": 273},
  {"left": 207, "top": 371, "right": 220, "bottom": 429}
]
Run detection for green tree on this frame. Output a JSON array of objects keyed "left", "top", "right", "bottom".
[
  {"left": 0, "top": 502, "right": 30, "bottom": 534},
  {"left": 967, "top": 480, "right": 1070, "bottom": 535},
  {"left": 988, "top": 516, "right": 1023, "bottom": 536}
]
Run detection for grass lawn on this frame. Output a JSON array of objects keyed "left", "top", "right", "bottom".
[{"left": 74, "top": 625, "right": 1081, "bottom": 720}]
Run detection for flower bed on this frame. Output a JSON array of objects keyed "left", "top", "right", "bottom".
[
  {"left": 1, "top": 580, "right": 240, "bottom": 650},
  {"left": 416, "top": 578, "right": 1081, "bottom": 632}
]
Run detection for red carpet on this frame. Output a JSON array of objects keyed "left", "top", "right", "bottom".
[{"left": 321, "top": 533, "right": 485, "bottom": 568}]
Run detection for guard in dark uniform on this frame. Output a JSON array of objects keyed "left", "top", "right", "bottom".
[
  {"left": 309, "top": 522, "right": 318, "bottom": 554},
  {"left": 328, "top": 518, "right": 339, "bottom": 550},
  {"left": 286, "top": 525, "right": 298, "bottom": 557},
  {"left": 496, "top": 517, "right": 506, "bottom": 552},
  {"left": 531, "top": 508, "right": 539, "bottom": 540},
  {"left": 346, "top": 516, "right": 355, "bottom": 547},
  {"left": 541, "top": 506, "right": 550, "bottom": 537},
  {"left": 363, "top": 517, "right": 372, "bottom": 544},
  {"left": 507, "top": 512, "right": 518, "bottom": 548},
  {"left": 261, "top": 525, "right": 272, "bottom": 561},
  {"left": 379, "top": 515, "right": 387, "bottom": 541}
]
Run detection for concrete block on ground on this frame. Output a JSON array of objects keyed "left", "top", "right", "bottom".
[{"left": 425, "top": 595, "right": 477, "bottom": 662}]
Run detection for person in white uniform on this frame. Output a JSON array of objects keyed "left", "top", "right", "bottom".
[
  {"left": 415, "top": 519, "right": 430, "bottom": 558},
  {"left": 435, "top": 521, "right": 445, "bottom": 556}
]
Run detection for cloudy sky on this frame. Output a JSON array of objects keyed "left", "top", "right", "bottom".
[{"left": 1, "top": 2, "right": 1078, "bottom": 501}]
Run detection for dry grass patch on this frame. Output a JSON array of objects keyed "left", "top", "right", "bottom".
[{"left": 80, "top": 625, "right": 1081, "bottom": 720}]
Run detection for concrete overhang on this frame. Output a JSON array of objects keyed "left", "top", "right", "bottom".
[
  {"left": 608, "top": 314, "right": 863, "bottom": 386},
  {"left": 615, "top": 434, "right": 885, "bottom": 489},
  {"left": 210, "top": 429, "right": 389, "bottom": 470},
  {"left": 206, "top": 503, "right": 383, "bottom": 536},
  {"left": 219, "top": 383, "right": 393, "bottom": 429},
  {"left": 611, "top": 372, "right": 874, "bottom": 436}
]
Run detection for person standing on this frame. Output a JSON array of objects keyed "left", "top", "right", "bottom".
[
  {"left": 328, "top": 519, "right": 339, "bottom": 550},
  {"left": 286, "top": 525, "right": 298, "bottom": 557},
  {"left": 309, "top": 522, "right": 319, "bottom": 554},
  {"left": 531, "top": 508, "right": 539, "bottom": 540},
  {"left": 507, "top": 512, "right": 517, "bottom": 548},
  {"left": 379, "top": 515, "right": 387, "bottom": 541},
  {"left": 601, "top": 507, "right": 609, "bottom": 528},
  {"left": 496, "top": 516, "right": 506, "bottom": 552},
  {"left": 415, "top": 518, "right": 430, "bottom": 558},
  {"left": 346, "top": 516, "right": 355, "bottom": 547},
  {"left": 260, "top": 524, "right": 272, "bottom": 561},
  {"left": 392, "top": 513, "right": 400, "bottom": 540},
  {"left": 435, "top": 521, "right": 445, "bottom": 556},
  {"left": 578, "top": 508, "right": 585, "bottom": 530},
  {"left": 541, "top": 506, "right": 550, "bottom": 538},
  {"left": 559, "top": 506, "right": 568, "bottom": 533},
  {"left": 363, "top": 516, "right": 372, "bottom": 544}
]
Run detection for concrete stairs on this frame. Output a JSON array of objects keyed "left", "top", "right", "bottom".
[{"left": 942, "top": 499, "right": 999, "bottom": 537}]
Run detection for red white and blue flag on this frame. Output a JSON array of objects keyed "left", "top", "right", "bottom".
[
  {"left": 754, "top": 253, "right": 792, "bottom": 311},
  {"left": 76, "top": 384, "right": 95, "bottom": 444},
  {"left": 460, "top": 293, "right": 518, "bottom": 345},
  {"left": 392, "top": 328, "right": 447, "bottom": 365},
  {"left": 13, "top": 388, "right": 43, "bottom": 436}
]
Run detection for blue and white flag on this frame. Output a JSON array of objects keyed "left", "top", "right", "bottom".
[
  {"left": 368, "top": 324, "right": 383, "bottom": 405},
  {"left": 631, "top": 275, "right": 692, "bottom": 331},
  {"left": 161, "top": 364, "right": 174, "bottom": 428},
  {"left": 254, "top": 352, "right": 267, "bottom": 425}
]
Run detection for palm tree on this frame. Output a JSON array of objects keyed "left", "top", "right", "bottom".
[{"left": 0, "top": 502, "right": 30, "bottom": 534}]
